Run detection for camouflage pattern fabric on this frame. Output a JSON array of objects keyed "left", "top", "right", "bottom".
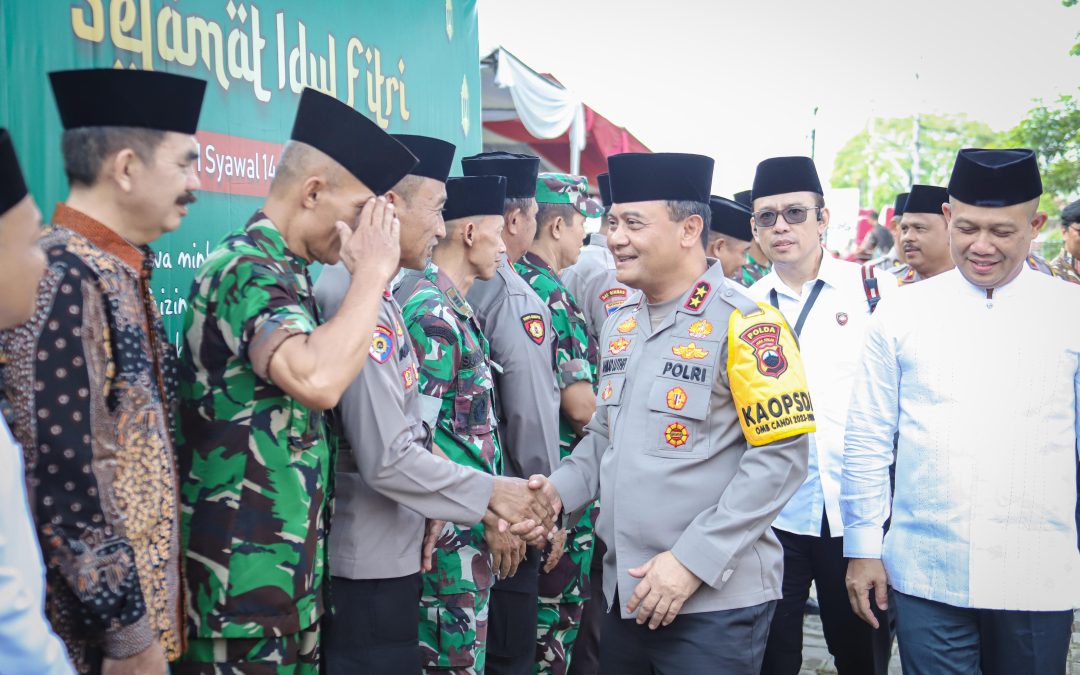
[
  {"left": 177, "top": 211, "right": 332, "bottom": 644},
  {"left": 535, "top": 172, "right": 604, "bottom": 217},
  {"left": 178, "top": 623, "right": 320, "bottom": 675},
  {"left": 740, "top": 253, "right": 771, "bottom": 288},
  {"left": 514, "top": 251, "right": 597, "bottom": 671},
  {"left": 401, "top": 263, "right": 500, "bottom": 671},
  {"left": 534, "top": 601, "right": 586, "bottom": 675},
  {"left": 1049, "top": 250, "right": 1080, "bottom": 285}
]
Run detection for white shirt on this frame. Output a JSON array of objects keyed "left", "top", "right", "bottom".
[
  {"left": 749, "top": 251, "right": 896, "bottom": 537},
  {"left": 841, "top": 266, "right": 1080, "bottom": 611},
  {"left": 0, "top": 420, "right": 74, "bottom": 674}
]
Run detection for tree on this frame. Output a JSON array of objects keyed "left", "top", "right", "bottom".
[
  {"left": 1066, "top": 0, "right": 1079, "bottom": 56},
  {"left": 831, "top": 114, "right": 999, "bottom": 209},
  {"left": 1004, "top": 93, "right": 1080, "bottom": 216}
]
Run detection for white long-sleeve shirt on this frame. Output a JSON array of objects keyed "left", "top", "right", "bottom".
[
  {"left": 748, "top": 251, "right": 896, "bottom": 537},
  {"left": 841, "top": 266, "right": 1080, "bottom": 611},
  {"left": 0, "top": 420, "right": 73, "bottom": 674}
]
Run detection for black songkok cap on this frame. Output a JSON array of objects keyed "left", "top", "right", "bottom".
[
  {"left": 461, "top": 151, "right": 540, "bottom": 199},
  {"left": 0, "top": 129, "right": 29, "bottom": 217},
  {"left": 597, "top": 173, "right": 612, "bottom": 208},
  {"left": 893, "top": 192, "right": 910, "bottom": 218},
  {"left": 904, "top": 185, "right": 949, "bottom": 215},
  {"left": 443, "top": 176, "right": 507, "bottom": 222},
  {"left": 291, "top": 88, "right": 417, "bottom": 195},
  {"left": 392, "top": 134, "right": 456, "bottom": 183},
  {"left": 751, "top": 156, "right": 823, "bottom": 201},
  {"left": 709, "top": 195, "right": 753, "bottom": 241},
  {"left": 49, "top": 69, "right": 206, "bottom": 134},
  {"left": 607, "top": 152, "right": 713, "bottom": 203},
  {"left": 733, "top": 190, "right": 753, "bottom": 209},
  {"left": 947, "top": 148, "right": 1042, "bottom": 207}
]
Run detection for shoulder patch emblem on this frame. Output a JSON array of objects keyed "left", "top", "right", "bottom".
[
  {"left": 608, "top": 337, "right": 631, "bottom": 355},
  {"left": 739, "top": 323, "right": 787, "bottom": 378},
  {"left": 600, "top": 381, "right": 613, "bottom": 400},
  {"left": 671, "top": 342, "right": 709, "bottom": 360},
  {"left": 370, "top": 324, "right": 394, "bottom": 363},
  {"left": 617, "top": 315, "right": 638, "bottom": 334},
  {"left": 599, "top": 287, "right": 628, "bottom": 314},
  {"left": 683, "top": 281, "right": 711, "bottom": 310},
  {"left": 521, "top": 313, "right": 546, "bottom": 345},
  {"left": 664, "top": 422, "right": 689, "bottom": 448},
  {"left": 688, "top": 319, "right": 713, "bottom": 338},
  {"left": 666, "top": 386, "right": 687, "bottom": 411}
]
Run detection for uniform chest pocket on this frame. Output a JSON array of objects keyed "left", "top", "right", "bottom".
[
  {"left": 645, "top": 370, "right": 712, "bottom": 460},
  {"left": 451, "top": 357, "right": 495, "bottom": 436}
]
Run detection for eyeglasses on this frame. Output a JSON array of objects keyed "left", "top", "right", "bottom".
[{"left": 752, "top": 205, "right": 822, "bottom": 228}]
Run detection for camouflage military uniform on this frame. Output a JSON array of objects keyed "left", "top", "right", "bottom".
[
  {"left": 740, "top": 253, "right": 771, "bottom": 288},
  {"left": 401, "top": 263, "right": 502, "bottom": 674},
  {"left": 521, "top": 172, "right": 604, "bottom": 675},
  {"left": 1049, "top": 249, "right": 1080, "bottom": 285},
  {"left": 176, "top": 212, "right": 330, "bottom": 674}
]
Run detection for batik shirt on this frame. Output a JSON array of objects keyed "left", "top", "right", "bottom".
[
  {"left": 1050, "top": 250, "right": 1080, "bottom": 285},
  {"left": 0, "top": 204, "right": 182, "bottom": 671},
  {"left": 177, "top": 211, "right": 330, "bottom": 639},
  {"left": 401, "top": 263, "right": 500, "bottom": 598},
  {"left": 515, "top": 251, "right": 597, "bottom": 603}
]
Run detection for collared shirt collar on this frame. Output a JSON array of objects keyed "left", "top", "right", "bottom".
[
  {"left": 51, "top": 203, "right": 150, "bottom": 274},
  {"left": 245, "top": 210, "right": 311, "bottom": 273},
  {"left": 520, "top": 250, "right": 558, "bottom": 281},
  {"left": 425, "top": 262, "right": 474, "bottom": 319},
  {"left": 768, "top": 247, "right": 843, "bottom": 300}
]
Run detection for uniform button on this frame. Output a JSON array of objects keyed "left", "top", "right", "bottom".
[
  {"left": 721, "top": 569, "right": 734, "bottom": 582},
  {"left": 723, "top": 289, "right": 734, "bottom": 298}
]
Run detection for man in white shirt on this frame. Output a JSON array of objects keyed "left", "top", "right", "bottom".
[
  {"left": 842, "top": 148, "right": 1080, "bottom": 675},
  {"left": 747, "top": 156, "right": 896, "bottom": 675}
]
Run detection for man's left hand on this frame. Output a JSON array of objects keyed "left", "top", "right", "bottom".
[{"left": 626, "top": 551, "right": 702, "bottom": 630}]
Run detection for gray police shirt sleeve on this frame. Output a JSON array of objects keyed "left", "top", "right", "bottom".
[
  {"left": 316, "top": 265, "right": 492, "bottom": 525},
  {"left": 548, "top": 400, "right": 608, "bottom": 514}
]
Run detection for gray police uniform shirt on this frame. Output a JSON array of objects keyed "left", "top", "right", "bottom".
[
  {"left": 549, "top": 261, "right": 811, "bottom": 618},
  {"left": 315, "top": 263, "right": 492, "bottom": 580},
  {"left": 562, "top": 233, "right": 631, "bottom": 348},
  {"left": 463, "top": 253, "right": 562, "bottom": 479}
]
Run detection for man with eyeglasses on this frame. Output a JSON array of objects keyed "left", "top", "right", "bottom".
[
  {"left": 746, "top": 156, "right": 897, "bottom": 675},
  {"left": 1049, "top": 198, "right": 1080, "bottom": 285}
]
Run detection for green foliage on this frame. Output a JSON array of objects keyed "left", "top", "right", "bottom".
[
  {"left": 1066, "top": 0, "right": 1079, "bottom": 56},
  {"left": 1004, "top": 93, "right": 1080, "bottom": 216}
]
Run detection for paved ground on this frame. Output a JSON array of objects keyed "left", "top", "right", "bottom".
[{"left": 799, "top": 609, "right": 1080, "bottom": 674}]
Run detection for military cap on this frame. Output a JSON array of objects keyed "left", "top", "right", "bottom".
[
  {"left": 0, "top": 129, "right": 28, "bottom": 217},
  {"left": 733, "top": 190, "right": 753, "bottom": 209},
  {"left": 291, "top": 88, "right": 418, "bottom": 195},
  {"left": 947, "top": 148, "right": 1042, "bottom": 207},
  {"left": 751, "top": 156, "right": 823, "bottom": 201},
  {"left": 49, "top": 69, "right": 206, "bottom": 134},
  {"left": 461, "top": 151, "right": 540, "bottom": 199},
  {"left": 709, "top": 195, "right": 753, "bottom": 241},
  {"left": 597, "top": 172, "right": 612, "bottom": 208},
  {"left": 893, "top": 192, "right": 910, "bottom": 218},
  {"left": 904, "top": 185, "right": 949, "bottom": 215},
  {"left": 443, "top": 176, "right": 507, "bottom": 222},
  {"left": 392, "top": 134, "right": 456, "bottom": 183},
  {"left": 536, "top": 172, "right": 603, "bottom": 217},
  {"left": 607, "top": 152, "right": 713, "bottom": 204}
]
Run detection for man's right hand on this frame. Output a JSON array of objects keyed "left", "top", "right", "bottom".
[
  {"left": 484, "top": 524, "right": 526, "bottom": 580},
  {"left": 845, "top": 558, "right": 889, "bottom": 629},
  {"left": 488, "top": 476, "right": 557, "bottom": 536},
  {"left": 335, "top": 195, "right": 400, "bottom": 283},
  {"left": 102, "top": 642, "right": 167, "bottom": 675}
]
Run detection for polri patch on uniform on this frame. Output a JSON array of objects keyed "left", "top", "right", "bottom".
[
  {"left": 835, "top": 312, "right": 848, "bottom": 326},
  {"left": 739, "top": 323, "right": 788, "bottom": 378},
  {"left": 601, "top": 381, "right": 614, "bottom": 400},
  {"left": 666, "top": 386, "right": 687, "bottom": 411},
  {"left": 684, "top": 281, "right": 711, "bottom": 310},
  {"left": 664, "top": 422, "right": 689, "bottom": 448},
  {"left": 617, "top": 315, "right": 638, "bottom": 333},
  {"left": 521, "top": 313, "right": 546, "bottom": 345},
  {"left": 688, "top": 319, "right": 713, "bottom": 338},
  {"left": 608, "top": 337, "right": 631, "bottom": 355},
  {"left": 599, "top": 287, "right": 628, "bottom": 314},
  {"left": 402, "top": 366, "right": 416, "bottom": 389},
  {"left": 671, "top": 342, "right": 709, "bottom": 360},
  {"left": 370, "top": 324, "right": 394, "bottom": 363}
]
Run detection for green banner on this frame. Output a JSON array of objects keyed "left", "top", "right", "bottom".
[{"left": 1, "top": 0, "right": 481, "bottom": 350}]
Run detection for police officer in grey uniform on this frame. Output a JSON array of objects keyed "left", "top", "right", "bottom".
[
  {"left": 562, "top": 172, "right": 631, "bottom": 347},
  {"left": 316, "top": 136, "right": 553, "bottom": 674},
  {"left": 463, "top": 151, "right": 563, "bottom": 675},
  {"left": 528, "top": 152, "right": 812, "bottom": 674}
]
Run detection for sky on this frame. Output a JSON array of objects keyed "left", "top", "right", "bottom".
[{"left": 477, "top": 0, "right": 1080, "bottom": 204}]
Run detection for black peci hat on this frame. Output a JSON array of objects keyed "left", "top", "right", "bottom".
[
  {"left": 733, "top": 189, "right": 753, "bottom": 209},
  {"left": 443, "top": 176, "right": 507, "bottom": 222},
  {"left": 291, "top": 88, "right": 418, "bottom": 195},
  {"left": 947, "top": 148, "right": 1042, "bottom": 207},
  {"left": 709, "top": 195, "right": 753, "bottom": 241},
  {"left": 607, "top": 152, "right": 713, "bottom": 204},
  {"left": 460, "top": 151, "right": 540, "bottom": 199},
  {"left": 392, "top": 134, "right": 456, "bottom": 183},
  {"left": 893, "top": 192, "right": 910, "bottom": 218},
  {"left": 597, "top": 172, "right": 612, "bottom": 208},
  {"left": 904, "top": 185, "right": 949, "bottom": 216},
  {"left": 0, "top": 129, "right": 29, "bottom": 217},
  {"left": 751, "top": 156, "right": 823, "bottom": 201},
  {"left": 49, "top": 68, "right": 207, "bottom": 134}
]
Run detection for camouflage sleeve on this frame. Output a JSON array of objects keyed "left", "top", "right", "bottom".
[
  {"left": 212, "top": 256, "right": 317, "bottom": 381},
  {"left": 25, "top": 264, "right": 153, "bottom": 657},
  {"left": 549, "top": 292, "right": 594, "bottom": 389},
  {"left": 403, "top": 300, "right": 461, "bottom": 434}
]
